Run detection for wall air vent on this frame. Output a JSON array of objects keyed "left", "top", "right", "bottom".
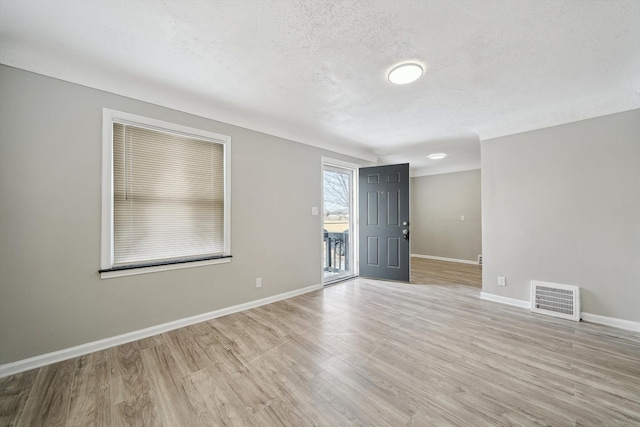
[{"left": 531, "top": 281, "right": 580, "bottom": 321}]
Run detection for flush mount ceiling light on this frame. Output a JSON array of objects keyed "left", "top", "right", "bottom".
[
  {"left": 388, "top": 62, "right": 424, "bottom": 85},
  {"left": 427, "top": 153, "right": 447, "bottom": 160}
]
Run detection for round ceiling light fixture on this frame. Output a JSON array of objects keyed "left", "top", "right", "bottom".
[
  {"left": 388, "top": 62, "right": 424, "bottom": 85},
  {"left": 427, "top": 153, "right": 447, "bottom": 160}
]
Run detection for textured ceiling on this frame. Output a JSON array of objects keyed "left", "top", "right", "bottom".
[{"left": 1, "top": 0, "right": 639, "bottom": 176}]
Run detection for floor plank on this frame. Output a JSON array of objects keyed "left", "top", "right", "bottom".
[
  {"left": 109, "top": 342, "right": 150, "bottom": 405},
  {"left": 15, "top": 360, "right": 74, "bottom": 427},
  {"left": 113, "top": 391, "right": 160, "bottom": 427},
  {"left": 140, "top": 344, "right": 198, "bottom": 426},
  {"left": 67, "top": 351, "right": 111, "bottom": 426},
  {"left": 0, "top": 370, "right": 37, "bottom": 426}
]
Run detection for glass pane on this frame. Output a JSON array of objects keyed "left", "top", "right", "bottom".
[
  {"left": 323, "top": 170, "right": 350, "bottom": 232},
  {"left": 323, "top": 167, "right": 353, "bottom": 283}
]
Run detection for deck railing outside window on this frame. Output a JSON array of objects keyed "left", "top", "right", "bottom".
[{"left": 324, "top": 230, "right": 349, "bottom": 273}]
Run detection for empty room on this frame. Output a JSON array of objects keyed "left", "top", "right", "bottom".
[{"left": 1, "top": 0, "right": 639, "bottom": 425}]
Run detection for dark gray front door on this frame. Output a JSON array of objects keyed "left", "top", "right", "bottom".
[{"left": 359, "top": 163, "right": 410, "bottom": 281}]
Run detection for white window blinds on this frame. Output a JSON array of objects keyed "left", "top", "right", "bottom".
[{"left": 112, "top": 122, "right": 225, "bottom": 266}]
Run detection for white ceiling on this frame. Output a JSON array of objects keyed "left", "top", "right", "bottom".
[{"left": 1, "top": 0, "right": 639, "bottom": 176}]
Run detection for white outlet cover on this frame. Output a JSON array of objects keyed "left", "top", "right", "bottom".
[{"left": 311, "top": 207, "right": 319, "bottom": 216}]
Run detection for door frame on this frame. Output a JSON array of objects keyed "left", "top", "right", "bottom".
[{"left": 321, "top": 157, "right": 360, "bottom": 285}]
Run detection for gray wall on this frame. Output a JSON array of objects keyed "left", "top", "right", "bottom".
[
  {"left": 411, "top": 170, "right": 482, "bottom": 262},
  {"left": 0, "top": 65, "right": 367, "bottom": 365},
  {"left": 482, "top": 109, "right": 640, "bottom": 322}
]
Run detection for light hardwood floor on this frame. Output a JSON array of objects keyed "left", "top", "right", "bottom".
[
  {"left": 410, "top": 257, "right": 482, "bottom": 288},
  {"left": 2, "top": 263, "right": 640, "bottom": 426}
]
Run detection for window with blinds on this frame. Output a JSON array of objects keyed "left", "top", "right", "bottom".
[{"left": 101, "top": 110, "right": 231, "bottom": 275}]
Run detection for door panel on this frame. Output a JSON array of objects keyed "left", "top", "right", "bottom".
[
  {"left": 388, "top": 237, "right": 400, "bottom": 267},
  {"left": 367, "top": 192, "right": 379, "bottom": 225},
  {"left": 388, "top": 190, "right": 399, "bottom": 225},
  {"left": 359, "top": 163, "right": 410, "bottom": 281},
  {"left": 367, "top": 237, "right": 379, "bottom": 265}
]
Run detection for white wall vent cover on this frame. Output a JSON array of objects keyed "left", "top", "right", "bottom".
[{"left": 530, "top": 281, "right": 580, "bottom": 321}]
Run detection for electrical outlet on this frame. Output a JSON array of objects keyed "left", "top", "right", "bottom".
[
  {"left": 256, "top": 277, "right": 262, "bottom": 288},
  {"left": 460, "top": 215, "right": 465, "bottom": 221},
  {"left": 498, "top": 276, "right": 506, "bottom": 287}
]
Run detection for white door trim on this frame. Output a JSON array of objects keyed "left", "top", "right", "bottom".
[{"left": 321, "top": 157, "right": 361, "bottom": 285}]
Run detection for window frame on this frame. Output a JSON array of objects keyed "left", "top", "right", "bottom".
[{"left": 100, "top": 109, "right": 231, "bottom": 279}]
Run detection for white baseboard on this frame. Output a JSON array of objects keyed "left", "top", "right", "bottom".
[
  {"left": 0, "top": 283, "right": 323, "bottom": 379},
  {"left": 581, "top": 312, "right": 640, "bottom": 333},
  {"left": 411, "top": 254, "right": 479, "bottom": 265},
  {"left": 480, "top": 292, "right": 530, "bottom": 309},
  {"left": 480, "top": 292, "right": 640, "bottom": 333}
]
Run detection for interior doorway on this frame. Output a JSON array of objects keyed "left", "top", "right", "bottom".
[{"left": 322, "top": 160, "right": 357, "bottom": 284}]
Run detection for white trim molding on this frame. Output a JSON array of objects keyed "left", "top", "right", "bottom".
[
  {"left": 321, "top": 157, "right": 362, "bottom": 284},
  {"left": 411, "top": 254, "right": 479, "bottom": 265},
  {"left": 480, "top": 292, "right": 640, "bottom": 333},
  {"left": 581, "top": 312, "right": 640, "bottom": 333},
  {"left": 0, "top": 283, "right": 323, "bottom": 379},
  {"left": 480, "top": 292, "right": 530, "bottom": 309},
  {"left": 100, "top": 257, "right": 231, "bottom": 279}
]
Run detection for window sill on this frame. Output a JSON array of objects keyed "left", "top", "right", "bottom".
[{"left": 100, "top": 256, "right": 232, "bottom": 279}]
